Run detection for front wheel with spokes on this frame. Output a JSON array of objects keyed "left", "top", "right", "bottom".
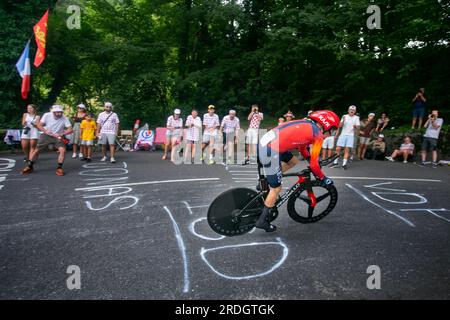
[{"left": 287, "top": 180, "right": 338, "bottom": 224}]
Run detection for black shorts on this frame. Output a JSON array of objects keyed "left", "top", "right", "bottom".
[
  {"left": 258, "top": 144, "right": 294, "bottom": 188},
  {"left": 422, "top": 137, "right": 438, "bottom": 152}
]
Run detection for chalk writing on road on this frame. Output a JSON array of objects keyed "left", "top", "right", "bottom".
[
  {"left": 0, "top": 158, "right": 16, "bottom": 192},
  {"left": 347, "top": 182, "right": 448, "bottom": 226},
  {"left": 163, "top": 201, "right": 289, "bottom": 294},
  {"left": 76, "top": 162, "right": 139, "bottom": 211}
]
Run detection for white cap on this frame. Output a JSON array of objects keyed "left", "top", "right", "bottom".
[
  {"left": 349, "top": 105, "right": 357, "bottom": 111},
  {"left": 174, "top": 109, "right": 181, "bottom": 115},
  {"left": 229, "top": 110, "right": 236, "bottom": 115},
  {"left": 369, "top": 112, "right": 375, "bottom": 117},
  {"left": 105, "top": 102, "right": 113, "bottom": 108},
  {"left": 51, "top": 105, "right": 63, "bottom": 112},
  {"left": 378, "top": 134, "right": 384, "bottom": 138},
  {"left": 77, "top": 104, "right": 86, "bottom": 109}
]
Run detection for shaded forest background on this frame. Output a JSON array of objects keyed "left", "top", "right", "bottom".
[{"left": 1, "top": 0, "right": 449, "bottom": 128}]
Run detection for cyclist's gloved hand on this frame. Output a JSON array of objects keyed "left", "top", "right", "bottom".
[{"left": 321, "top": 176, "right": 334, "bottom": 186}]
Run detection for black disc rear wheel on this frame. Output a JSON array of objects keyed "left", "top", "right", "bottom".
[
  {"left": 287, "top": 181, "right": 338, "bottom": 224},
  {"left": 207, "top": 188, "right": 264, "bottom": 237}
]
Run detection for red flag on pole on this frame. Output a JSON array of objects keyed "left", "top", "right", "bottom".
[{"left": 33, "top": 10, "right": 49, "bottom": 68}]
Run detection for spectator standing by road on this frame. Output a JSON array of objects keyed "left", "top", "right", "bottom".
[
  {"left": 80, "top": 113, "right": 97, "bottom": 162},
  {"left": 284, "top": 111, "right": 295, "bottom": 122},
  {"left": 412, "top": 88, "right": 427, "bottom": 129},
  {"left": 375, "top": 112, "right": 390, "bottom": 132},
  {"left": 201, "top": 105, "right": 220, "bottom": 164},
  {"left": 22, "top": 105, "right": 73, "bottom": 176},
  {"left": 96, "top": 102, "right": 120, "bottom": 164},
  {"left": 220, "top": 110, "right": 240, "bottom": 165},
  {"left": 20, "top": 104, "right": 41, "bottom": 163},
  {"left": 385, "top": 136, "right": 415, "bottom": 163},
  {"left": 321, "top": 128, "right": 336, "bottom": 159},
  {"left": 331, "top": 105, "right": 360, "bottom": 169},
  {"left": 421, "top": 109, "right": 443, "bottom": 167},
  {"left": 185, "top": 109, "right": 202, "bottom": 164},
  {"left": 71, "top": 104, "right": 87, "bottom": 159},
  {"left": 358, "top": 112, "right": 376, "bottom": 160},
  {"left": 162, "top": 109, "right": 183, "bottom": 161},
  {"left": 244, "top": 104, "right": 263, "bottom": 165}
]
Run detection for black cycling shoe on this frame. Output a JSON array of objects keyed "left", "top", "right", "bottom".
[{"left": 255, "top": 208, "right": 277, "bottom": 232}]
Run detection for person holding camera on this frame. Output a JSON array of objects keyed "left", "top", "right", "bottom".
[
  {"left": 22, "top": 105, "right": 73, "bottom": 176},
  {"left": 244, "top": 104, "right": 264, "bottom": 165},
  {"left": 21, "top": 104, "right": 41, "bottom": 163},
  {"left": 412, "top": 88, "right": 427, "bottom": 129},
  {"left": 421, "top": 110, "right": 443, "bottom": 167}
]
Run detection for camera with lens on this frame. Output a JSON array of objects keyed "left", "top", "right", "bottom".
[{"left": 22, "top": 126, "right": 31, "bottom": 135}]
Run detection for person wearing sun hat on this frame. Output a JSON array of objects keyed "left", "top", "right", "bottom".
[
  {"left": 22, "top": 105, "right": 73, "bottom": 176},
  {"left": 367, "top": 133, "right": 386, "bottom": 160},
  {"left": 201, "top": 105, "right": 220, "bottom": 164},
  {"left": 284, "top": 111, "right": 295, "bottom": 122},
  {"left": 163, "top": 108, "right": 183, "bottom": 161},
  {"left": 220, "top": 109, "right": 240, "bottom": 165}
]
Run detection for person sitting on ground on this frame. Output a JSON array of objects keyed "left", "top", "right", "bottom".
[
  {"left": 80, "top": 113, "right": 97, "bottom": 162},
  {"left": 367, "top": 134, "right": 386, "bottom": 160},
  {"left": 385, "top": 136, "right": 415, "bottom": 163}
]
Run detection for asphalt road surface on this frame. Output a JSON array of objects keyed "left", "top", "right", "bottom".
[{"left": 0, "top": 151, "right": 449, "bottom": 299}]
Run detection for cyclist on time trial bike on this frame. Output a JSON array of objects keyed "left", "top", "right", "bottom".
[{"left": 255, "top": 110, "right": 341, "bottom": 232}]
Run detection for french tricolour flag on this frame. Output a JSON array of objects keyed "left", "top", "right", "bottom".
[{"left": 16, "top": 41, "right": 31, "bottom": 100}]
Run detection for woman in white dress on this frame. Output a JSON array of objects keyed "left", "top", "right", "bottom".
[{"left": 21, "top": 104, "right": 41, "bottom": 162}]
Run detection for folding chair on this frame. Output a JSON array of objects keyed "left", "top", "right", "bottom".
[{"left": 116, "top": 130, "right": 134, "bottom": 151}]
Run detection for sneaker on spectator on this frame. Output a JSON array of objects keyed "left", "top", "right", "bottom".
[
  {"left": 385, "top": 156, "right": 394, "bottom": 162},
  {"left": 209, "top": 159, "right": 215, "bottom": 165},
  {"left": 72, "top": 153, "right": 77, "bottom": 158},
  {"left": 432, "top": 162, "right": 438, "bottom": 168},
  {"left": 101, "top": 156, "right": 107, "bottom": 162},
  {"left": 22, "top": 166, "right": 33, "bottom": 174},
  {"left": 56, "top": 168, "right": 64, "bottom": 176},
  {"left": 403, "top": 160, "right": 408, "bottom": 164},
  {"left": 110, "top": 157, "right": 116, "bottom": 164},
  {"left": 79, "top": 153, "right": 84, "bottom": 158}
]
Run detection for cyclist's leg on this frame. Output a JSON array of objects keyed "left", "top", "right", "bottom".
[
  {"left": 255, "top": 144, "right": 281, "bottom": 232},
  {"left": 280, "top": 152, "right": 298, "bottom": 172}
]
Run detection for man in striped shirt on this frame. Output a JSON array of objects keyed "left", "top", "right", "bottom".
[
  {"left": 96, "top": 102, "right": 120, "bottom": 163},
  {"left": 244, "top": 104, "right": 263, "bottom": 165},
  {"left": 201, "top": 105, "right": 220, "bottom": 164},
  {"left": 220, "top": 109, "right": 240, "bottom": 164}
]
